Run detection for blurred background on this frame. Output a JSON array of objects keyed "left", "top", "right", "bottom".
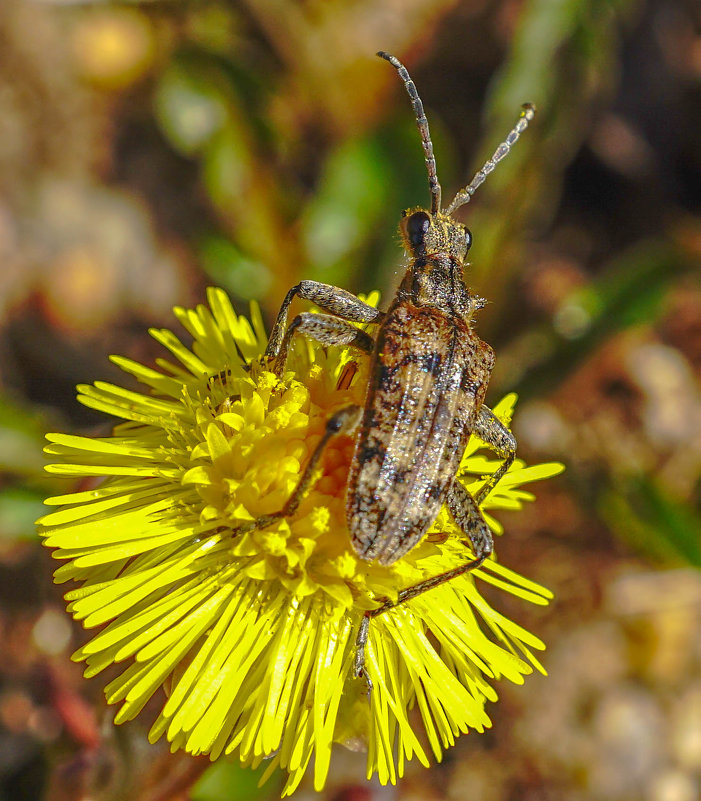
[{"left": 1, "top": 0, "right": 700, "bottom": 799}]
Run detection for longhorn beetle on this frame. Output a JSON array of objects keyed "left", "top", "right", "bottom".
[{"left": 236, "top": 51, "right": 535, "bottom": 680}]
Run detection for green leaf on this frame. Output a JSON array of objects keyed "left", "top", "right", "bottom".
[
  {"left": 599, "top": 477, "right": 701, "bottom": 566},
  {"left": 508, "top": 240, "right": 691, "bottom": 401},
  {"left": 301, "top": 135, "right": 392, "bottom": 285},
  {"left": 155, "top": 59, "right": 230, "bottom": 155},
  {"left": 192, "top": 759, "right": 281, "bottom": 801},
  {"left": 0, "top": 395, "right": 50, "bottom": 477},
  {"left": 198, "top": 236, "right": 272, "bottom": 300},
  {"left": 0, "top": 487, "right": 45, "bottom": 541}
]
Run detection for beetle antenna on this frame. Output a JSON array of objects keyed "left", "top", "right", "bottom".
[
  {"left": 445, "top": 103, "right": 536, "bottom": 215},
  {"left": 377, "top": 51, "right": 442, "bottom": 215}
]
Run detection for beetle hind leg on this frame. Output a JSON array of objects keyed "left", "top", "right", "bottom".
[
  {"left": 352, "top": 409, "right": 518, "bottom": 686},
  {"left": 354, "top": 480, "right": 493, "bottom": 683}
]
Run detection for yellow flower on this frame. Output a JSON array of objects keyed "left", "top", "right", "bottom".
[{"left": 38, "top": 287, "right": 562, "bottom": 795}]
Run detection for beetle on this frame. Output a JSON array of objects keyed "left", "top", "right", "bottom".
[{"left": 234, "top": 51, "right": 535, "bottom": 678}]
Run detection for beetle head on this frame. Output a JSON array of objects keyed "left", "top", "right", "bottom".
[{"left": 400, "top": 209, "right": 472, "bottom": 262}]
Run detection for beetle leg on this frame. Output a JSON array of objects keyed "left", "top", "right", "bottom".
[
  {"left": 352, "top": 409, "right": 514, "bottom": 683},
  {"left": 446, "top": 480, "right": 494, "bottom": 562},
  {"left": 231, "top": 404, "right": 362, "bottom": 537},
  {"left": 472, "top": 405, "right": 517, "bottom": 504},
  {"left": 272, "top": 312, "right": 375, "bottom": 376},
  {"left": 266, "top": 280, "right": 384, "bottom": 360},
  {"left": 354, "top": 614, "right": 373, "bottom": 691},
  {"left": 354, "top": 481, "right": 493, "bottom": 681}
]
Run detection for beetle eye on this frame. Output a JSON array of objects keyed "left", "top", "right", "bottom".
[
  {"left": 464, "top": 228, "right": 472, "bottom": 251},
  {"left": 406, "top": 211, "right": 431, "bottom": 249}
]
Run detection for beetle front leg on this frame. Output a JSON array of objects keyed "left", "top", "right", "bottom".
[
  {"left": 272, "top": 312, "right": 375, "bottom": 376},
  {"left": 266, "top": 280, "right": 384, "bottom": 361},
  {"left": 472, "top": 405, "right": 517, "bottom": 504}
]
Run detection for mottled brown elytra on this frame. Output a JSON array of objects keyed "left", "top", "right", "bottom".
[{"left": 236, "top": 51, "right": 535, "bottom": 682}]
